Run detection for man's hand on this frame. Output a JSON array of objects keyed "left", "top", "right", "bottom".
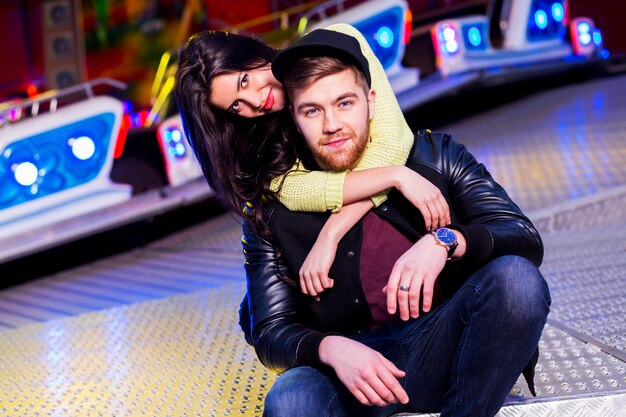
[
  {"left": 300, "top": 235, "right": 337, "bottom": 299},
  {"left": 393, "top": 167, "right": 450, "bottom": 231},
  {"left": 385, "top": 234, "right": 448, "bottom": 320},
  {"left": 319, "top": 336, "right": 409, "bottom": 406}
]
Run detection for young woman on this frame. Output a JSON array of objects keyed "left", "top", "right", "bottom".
[{"left": 175, "top": 24, "right": 450, "bottom": 297}]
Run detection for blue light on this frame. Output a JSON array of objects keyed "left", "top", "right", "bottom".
[
  {"left": 551, "top": 3, "right": 564, "bottom": 22},
  {"left": 442, "top": 26, "right": 456, "bottom": 41},
  {"left": 580, "top": 33, "right": 591, "bottom": 46},
  {"left": 578, "top": 22, "right": 591, "bottom": 34},
  {"left": 535, "top": 10, "right": 548, "bottom": 30},
  {"left": 444, "top": 40, "right": 459, "bottom": 54},
  {"left": 0, "top": 113, "right": 115, "bottom": 211},
  {"left": 171, "top": 129, "right": 182, "bottom": 142},
  {"left": 467, "top": 27, "right": 482, "bottom": 46},
  {"left": 14, "top": 162, "right": 39, "bottom": 186},
  {"left": 70, "top": 136, "right": 96, "bottom": 160},
  {"left": 353, "top": 5, "right": 403, "bottom": 70},
  {"left": 592, "top": 29, "right": 602, "bottom": 46},
  {"left": 375, "top": 26, "right": 394, "bottom": 49},
  {"left": 164, "top": 127, "right": 186, "bottom": 158}
]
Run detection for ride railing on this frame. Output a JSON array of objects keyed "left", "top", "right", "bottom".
[{"left": 0, "top": 78, "right": 127, "bottom": 128}]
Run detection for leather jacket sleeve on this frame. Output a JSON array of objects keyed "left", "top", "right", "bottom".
[
  {"left": 241, "top": 220, "right": 332, "bottom": 373},
  {"left": 435, "top": 132, "right": 544, "bottom": 269}
]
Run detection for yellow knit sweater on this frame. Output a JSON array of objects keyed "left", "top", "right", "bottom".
[{"left": 270, "top": 23, "right": 414, "bottom": 212}]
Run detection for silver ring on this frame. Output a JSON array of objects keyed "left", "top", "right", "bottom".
[{"left": 399, "top": 285, "right": 410, "bottom": 292}]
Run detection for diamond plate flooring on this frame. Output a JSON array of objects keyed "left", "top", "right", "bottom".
[{"left": 445, "top": 74, "right": 626, "bottom": 213}]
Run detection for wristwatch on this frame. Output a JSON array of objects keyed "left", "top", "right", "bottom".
[{"left": 431, "top": 227, "right": 459, "bottom": 260}]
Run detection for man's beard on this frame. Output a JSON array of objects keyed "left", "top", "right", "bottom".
[{"left": 312, "top": 127, "right": 369, "bottom": 171}]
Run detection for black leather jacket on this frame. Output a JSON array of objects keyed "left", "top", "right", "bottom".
[{"left": 240, "top": 130, "right": 543, "bottom": 393}]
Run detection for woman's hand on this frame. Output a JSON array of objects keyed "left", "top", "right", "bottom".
[
  {"left": 393, "top": 166, "right": 451, "bottom": 231},
  {"left": 299, "top": 200, "right": 373, "bottom": 299},
  {"left": 299, "top": 234, "right": 337, "bottom": 299}
]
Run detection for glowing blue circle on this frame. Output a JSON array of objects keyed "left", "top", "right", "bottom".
[
  {"left": 14, "top": 162, "right": 39, "bottom": 186},
  {"left": 175, "top": 143, "right": 186, "bottom": 156},
  {"left": 551, "top": 3, "right": 564, "bottom": 22},
  {"left": 578, "top": 22, "right": 591, "bottom": 34},
  {"left": 535, "top": 10, "right": 548, "bottom": 29},
  {"left": 375, "top": 26, "right": 394, "bottom": 49},
  {"left": 592, "top": 30, "right": 602, "bottom": 45},
  {"left": 171, "top": 129, "right": 182, "bottom": 142},
  {"left": 442, "top": 27, "right": 456, "bottom": 41},
  {"left": 444, "top": 40, "right": 459, "bottom": 54},
  {"left": 468, "top": 27, "right": 482, "bottom": 46},
  {"left": 71, "top": 136, "right": 96, "bottom": 160},
  {"left": 580, "top": 33, "right": 591, "bottom": 46}
]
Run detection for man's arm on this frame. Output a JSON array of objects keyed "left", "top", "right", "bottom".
[
  {"left": 385, "top": 131, "right": 543, "bottom": 319},
  {"left": 442, "top": 134, "right": 543, "bottom": 269},
  {"left": 242, "top": 220, "right": 330, "bottom": 371}
]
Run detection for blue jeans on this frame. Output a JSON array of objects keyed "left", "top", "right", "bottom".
[{"left": 263, "top": 256, "right": 551, "bottom": 417}]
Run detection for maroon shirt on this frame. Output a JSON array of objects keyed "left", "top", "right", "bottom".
[{"left": 359, "top": 211, "right": 443, "bottom": 328}]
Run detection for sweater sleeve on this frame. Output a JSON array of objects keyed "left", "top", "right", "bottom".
[
  {"left": 271, "top": 162, "right": 347, "bottom": 213},
  {"left": 272, "top": 23, "right": 413, "bottom": 212}
]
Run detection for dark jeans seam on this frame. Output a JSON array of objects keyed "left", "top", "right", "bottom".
[
  {"left": 448, "top": 282, "right": 482, "bottom": 417},
  {"left": 324, "top": 391, "right": 340, "bottom": 417}
]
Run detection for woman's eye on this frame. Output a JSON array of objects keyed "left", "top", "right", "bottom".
[
  {"left": 231, "top": 100, "right": 242, "bottom": 112},
  {"left": 241, "top": 74, "right": 249, "bottom": 88}
]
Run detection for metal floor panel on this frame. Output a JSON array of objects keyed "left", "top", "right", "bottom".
[
  {"left": 538, "top": 222, "right": 626, "bottom": 361},
  {"left": 1, "top": 280, "right": 625, "bottom": 417},
  {"left": 445, "top": 74, "right": 626, "bottom": 213},
  {"left": 396, "top": 394, "right": 626, "bottom": 417}
]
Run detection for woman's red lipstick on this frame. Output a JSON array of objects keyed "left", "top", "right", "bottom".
[{"left": 263, "top": 89, "right": 275, "bottom": 110}]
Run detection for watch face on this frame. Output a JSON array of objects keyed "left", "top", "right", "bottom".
[{"left": 436, "top": 228, "right": 457, "bottom": 245}]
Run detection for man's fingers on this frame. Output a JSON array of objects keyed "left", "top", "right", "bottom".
[
  {"left": 377, "top": 353, "right": 405, "bottom": 377},
  {"left": 375, "top": 354, "right": 409, "bottom": 404},
  {"left": 408, "top": 276, "right": 422, "bottom": 319},
  {"left": 397, "top": 278, "right": 412, "bottom": 321},
  {"left": 358, "top": 375, "right": 395, "bottom": 407},
  {"left": 349, "top": 387, "right": 372, "bottom": 406},
  {"left": 386, "top": 267, "right": 401, "bottom": 314},
  {"left": 421, "top": 274, "right": 437, "bottom": 313}
]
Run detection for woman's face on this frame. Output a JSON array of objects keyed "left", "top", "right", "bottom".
[{"left": 210, "top": 65, "right": 287, "bottom": 118}]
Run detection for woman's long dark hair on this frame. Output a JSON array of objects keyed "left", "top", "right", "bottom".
[{"left": 174, "top": 31, "right": 299, "bottom": 239}]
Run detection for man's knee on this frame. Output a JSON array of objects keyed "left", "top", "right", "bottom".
[
  {"left": 264, "top": 367, "right": 340, "bottom": 417},
  {"left": 484, "top": 256, "right": 551, "bottom": 323}
]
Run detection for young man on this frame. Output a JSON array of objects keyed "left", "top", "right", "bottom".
[{"left": 241, "top": 28, "right": 551, "bottom": 417}]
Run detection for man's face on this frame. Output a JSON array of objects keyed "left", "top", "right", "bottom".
[{"left": 289, "top": 69, "right": 375, "bottom": 171}]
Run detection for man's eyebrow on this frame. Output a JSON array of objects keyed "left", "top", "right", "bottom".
[
  {"left": 335, "top": 92, "right": 359, "bottom": 103},
  {"left": 296, "top": 92, "right": 359, "bottom": 112}
]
